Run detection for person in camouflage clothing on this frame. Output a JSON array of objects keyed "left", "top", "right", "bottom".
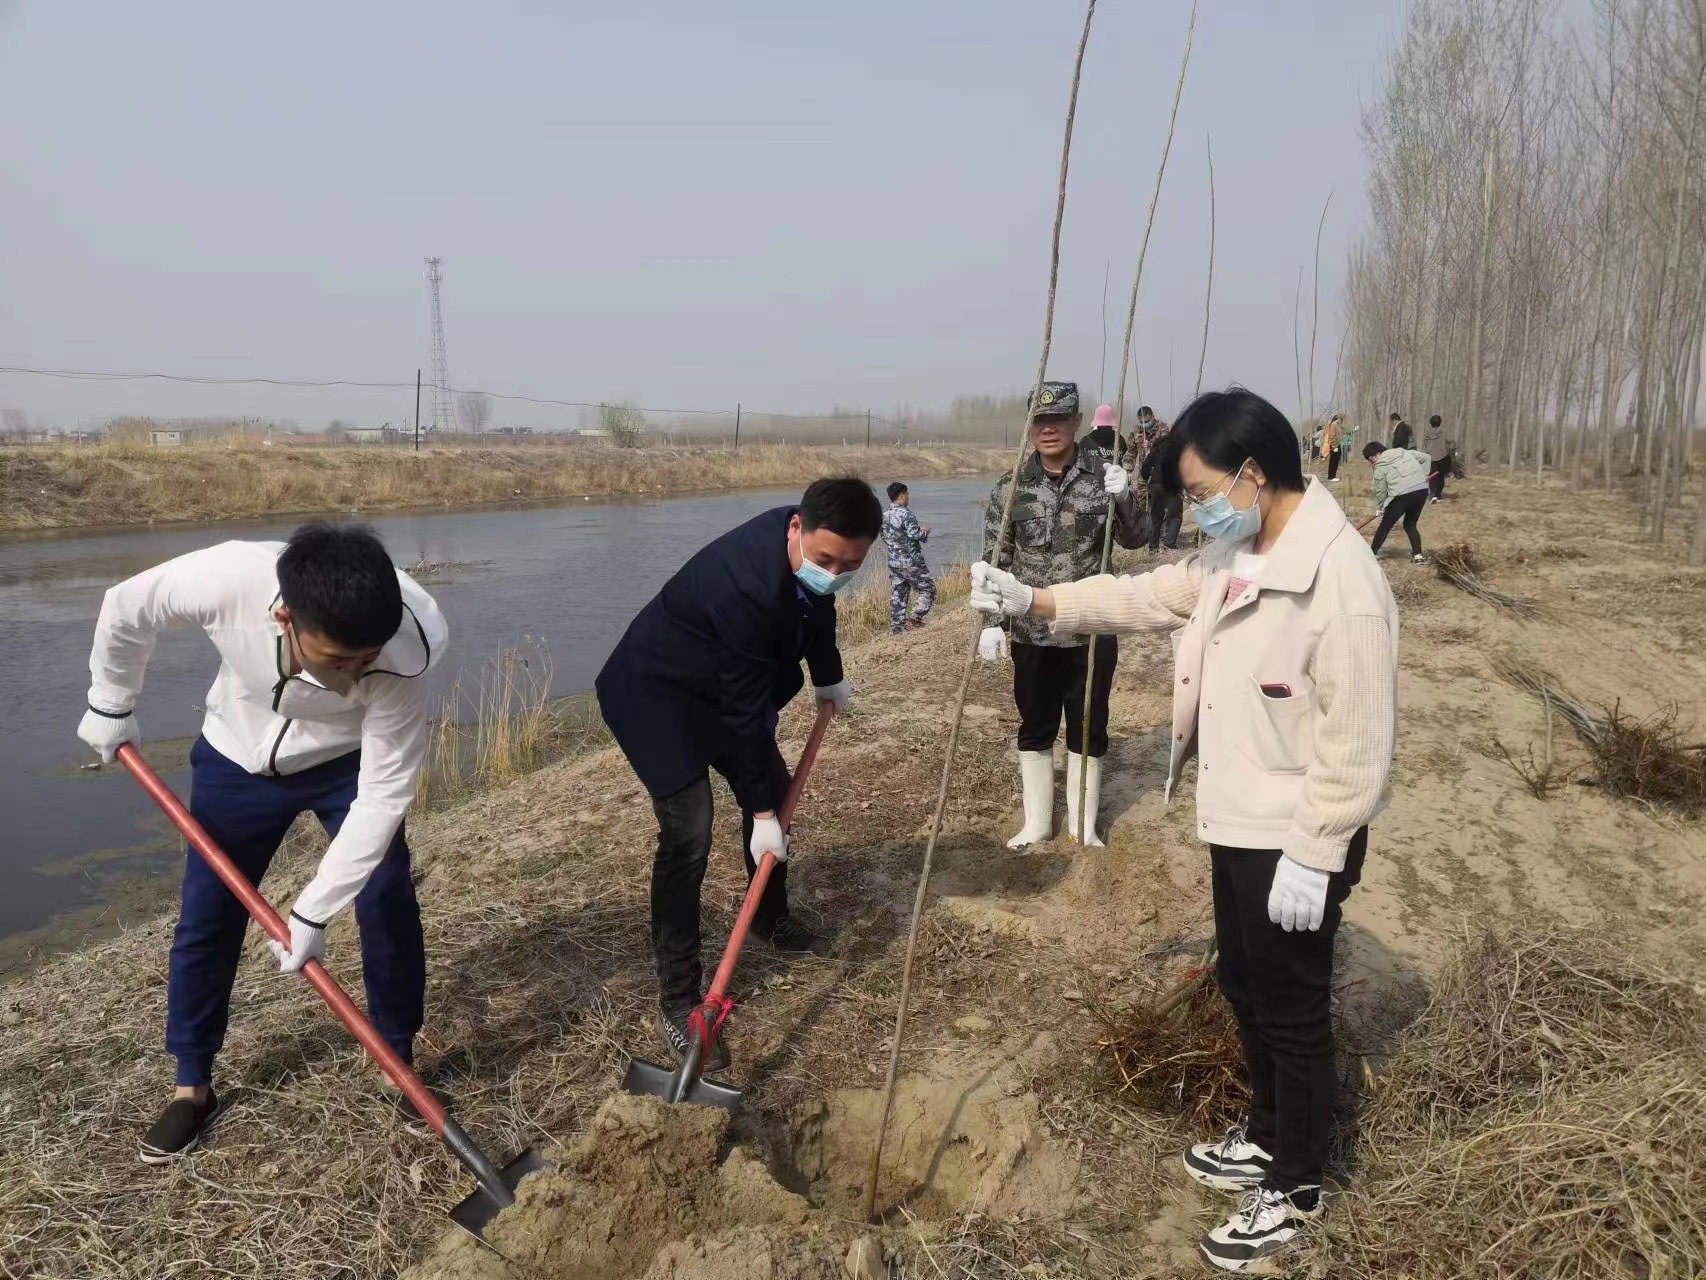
[
  {"left": 980, "top": 381, "right": 1146, "bottom": 848},
  {"left": 883, "top": 482, "right": 936, "bottom": 633}
]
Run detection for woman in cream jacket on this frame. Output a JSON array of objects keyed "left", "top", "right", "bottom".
[{"left": 971, "top": 387, "right": 1398, "bottom": 1274}]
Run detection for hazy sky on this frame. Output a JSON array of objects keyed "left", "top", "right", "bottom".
[{"left": 0, "top": 0, "right": 1409, "bottom": 431}]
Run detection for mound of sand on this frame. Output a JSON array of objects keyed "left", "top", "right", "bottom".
[{"left": 405, "top": 1094, "right": 846, "bottom": 1280}]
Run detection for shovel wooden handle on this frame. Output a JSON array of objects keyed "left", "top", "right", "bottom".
[{"left": 116, "top": 744, "right": 446, "bottom": 1133}]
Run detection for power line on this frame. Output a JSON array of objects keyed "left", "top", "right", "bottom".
[{"left": 0, "top": 364, "right": 888, "bottom": 422}]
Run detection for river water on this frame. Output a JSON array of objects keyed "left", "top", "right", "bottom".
[{"left": 0, "top": 478, "right": 993, "bottom": 962}]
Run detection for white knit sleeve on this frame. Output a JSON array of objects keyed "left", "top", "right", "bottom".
[{"left": 1284, "top": 614, "right": 1397, "bottom": 872}]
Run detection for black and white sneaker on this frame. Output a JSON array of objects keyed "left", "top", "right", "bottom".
[
  {"left": 1411, "top": 553, "right": 1427, "bottom": 564},
  {"left": 1184, "top": 1124, "right": 1273, "bottom": 1193},
  {"left": 138, "top": 1089, "right": 222, "bottom": 1164},
  {"left": 1199, "top": 1185, "right": 1322, "bottom": 1274},
  {"left": 656, "top": 1005, "right": 732, "bottom": 1073}
]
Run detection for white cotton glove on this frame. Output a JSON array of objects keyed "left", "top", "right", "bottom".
[
  {"left": 814, "top": 679, "right": 852, "bottom": 714},
  {"left": 969, "top": 561, "right": 1034, "bottom": 618},
  {"left": 1102, "top": 462, "right": 1130, "bottom": 498},
  {"left": 1268, "top": 857, "right": 1331, "bottom": 932},
  {"left": 977, "top": 626, "right": 1010, "bottom": 663},
  {"left": 267, "top": 911, "right": 328, "bottom": 973},
  {"left": 749, "top": 815, "right": 789, "bottom": 865},
  {"left": 77, "top": 705, "right": 142, "bottom": 765}
]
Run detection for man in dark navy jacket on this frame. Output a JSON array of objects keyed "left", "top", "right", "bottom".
[{"left": 596, "top": 477, "right": 882, "bottom": 1067}]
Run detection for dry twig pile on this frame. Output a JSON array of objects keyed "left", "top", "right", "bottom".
[
  {"left": 1433, "top": 543, "right": 1544, "bottom": 619},
  {"left": 1319, "top": 928, "right": 1706, "bottom": 1279}
]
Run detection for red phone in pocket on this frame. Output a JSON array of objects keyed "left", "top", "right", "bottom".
[{"left": 1259, "top": 683, "right": 1293, "bottom": 699}]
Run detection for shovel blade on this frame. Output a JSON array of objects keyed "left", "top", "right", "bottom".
[
  {"left": 448, "top": 1147, "right": 547, "bottom": 1240},
  {"left": 621, "top": 1056, "right": 744, "bottom": 1111}
]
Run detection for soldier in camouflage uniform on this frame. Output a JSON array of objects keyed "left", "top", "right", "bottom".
[
  {"left": 979, "top": 381, "right": 1146, "bottom": 848},
  {"left": 882, "top": 482, "right": 936, "bottom": 633}
]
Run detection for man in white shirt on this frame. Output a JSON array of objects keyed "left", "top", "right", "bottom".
[{"left": 77, "top": 524, "right": 448, "bottom": 1163}]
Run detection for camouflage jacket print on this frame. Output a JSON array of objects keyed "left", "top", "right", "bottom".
[
  {"left": 983, "top": 446, "right": 1147, "bottom": 647},
  {"left": 882, "top": 504, "right": 929, "bottom": 565}
]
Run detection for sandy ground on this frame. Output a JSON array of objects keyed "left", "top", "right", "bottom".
[{"left": 3, "top": 468, "right": 1704, "bottom": 1278}]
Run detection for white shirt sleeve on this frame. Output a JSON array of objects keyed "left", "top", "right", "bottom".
[
  {"left": 87, "top": 544, "right": 245, "bottom": 712},
  {"left": 289, "top": 671, "right": 431, "bottom": 924}
]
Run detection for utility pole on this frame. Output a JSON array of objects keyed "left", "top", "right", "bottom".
[
  {"left": 734, "top": 403, "right": 741, "bottom": 449},
  {"left": 413, "top": 368, "right": 422, "bottom": 453},
  {"left": 424, "top": 258, "right": 451, "bottom": 434},
  {"left": 866, "top": 409, "right": 872, "bottom": 447}
]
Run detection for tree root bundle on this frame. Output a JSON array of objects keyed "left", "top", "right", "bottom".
[
  {"left": 1494, "top": 657, "right": 1706, "bottom": 815},
  {"left": 1090, "top": 968, "right": 1248, "bottom": 1132},
  {"left": 1433, "top": 542, "right": 1544, "bottom": 619},
  {"left": 1318, "top": 927, "right": 1706, "bottom": 1280}
]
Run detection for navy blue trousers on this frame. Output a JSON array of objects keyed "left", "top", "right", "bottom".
[{"left": 167, "top": 736, "right": 425, "bottom": 1087}]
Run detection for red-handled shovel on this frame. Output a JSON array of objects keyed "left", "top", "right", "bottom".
[
  {"left": 116, "top": 744, "right": 542, "bottom": 1239},
  {"left": 621, "top": 699, "right": 836, "bottom": 1110}
]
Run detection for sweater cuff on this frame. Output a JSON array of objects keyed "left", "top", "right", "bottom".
[
  {"left": 1282, "top": 828, "right": 1351, "bottom": 873},
  {"left": 1049, "top": 580, "right": 1087, "bottom": 635}
]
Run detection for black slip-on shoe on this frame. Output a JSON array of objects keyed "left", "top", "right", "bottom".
[
  {"left": 139, "top": 1089, "right": 222, "bottom": 1165},
  {"left": 755, "top": 912, "right": 821, "bottom": 954}
]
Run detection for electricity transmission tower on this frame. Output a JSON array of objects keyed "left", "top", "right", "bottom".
[{"left": 424, "top": 257, "right": 451, "bottom": 434}]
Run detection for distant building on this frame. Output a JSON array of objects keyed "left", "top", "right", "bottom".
[
  {"left": 149, "top": 429, "right": 187, "bottom": 447},
  {"left": 344, "top": 426, "right": 399, "bottom": 445}
]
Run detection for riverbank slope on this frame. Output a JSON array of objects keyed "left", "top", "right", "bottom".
[
  {"left": 3, "top": 471, "right": 1703, "bottom": 1278},
  {"left": 0, "top": 442, "right": 1009, "bottom": 531}
]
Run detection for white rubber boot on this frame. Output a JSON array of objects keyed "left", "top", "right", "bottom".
[
  {"left": 1065, "top": 752, "right": 1105, "bottom": 847},
  {"left": 1007, "top": 750, "right": 1056, "bottom": 848}
]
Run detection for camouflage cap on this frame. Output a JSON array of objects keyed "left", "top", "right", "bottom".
[{"left": 1027, "top": 380, "right": 1080, "bottom": 420}]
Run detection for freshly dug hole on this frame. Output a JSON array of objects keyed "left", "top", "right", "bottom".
[{"left": 780, "top": 1054, "right": 1081, "bottom": 1222}]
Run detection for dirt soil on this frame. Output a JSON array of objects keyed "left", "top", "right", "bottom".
[{"left": 3, "top": 468, "right": 1705, "bottom": 1279}]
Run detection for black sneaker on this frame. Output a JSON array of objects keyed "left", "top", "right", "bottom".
[
  {"left": 756, "top": 912, "right": 820, "bottom": 954},
  {"left": 1184, "top": 1123, "right": 1274, "bottom": 1193},
  {"left": 1199, "top": 1185, "right": 1322, "bottom": 1273},
  {"left": 656, "top": 1004, "right": 731, "bottom": 1073},
  {"left": 139, "top": 1089, "right": 222, "bottom": 1164}
]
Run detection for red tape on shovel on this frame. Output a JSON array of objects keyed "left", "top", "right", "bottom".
[
  {"left": 116, "top": 744, "right": 541, "bottom": 1239},
  {"left": 623, "top": 699, "right": 836, "bottom": 1110}
]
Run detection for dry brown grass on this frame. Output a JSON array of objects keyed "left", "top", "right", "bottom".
[
  {"left": 836, "top": 563, "right": 973, "bottom": 647},
  {"left": 1316, "top": 927, "right": 1706, "bottom": 1279},
  {"left": 0, "top": 442, "right": 1008, "bottom": 531}
]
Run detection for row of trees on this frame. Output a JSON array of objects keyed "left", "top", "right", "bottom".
[{"left": 1340, "top": 0, "right": 1706, "bottom": 558}]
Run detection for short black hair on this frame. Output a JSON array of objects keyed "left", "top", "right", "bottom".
[
  {"left": 800, "top": 478, "right": 882, "bottom": 541},
  {"left": 1138, "top": 405, "right": 1153, "bottom": 416},
  {"left": 1363, "top": 441, "right": 1386, "bottom": 460},
  {"left": 886, "top": 481, "right": 908, "bottom": 502},
  {"left": 1388, "top": 412, "right": 1401, "bottom": 421},
  {"left": 1160, "top": 387, "right": 1307, "bottom": 495},
  {"left": 277, "top": 523, "right": 402, "bottom": 649},
  {"left": 1429, "top": 414, "right": 1443, "bottom": 428}
]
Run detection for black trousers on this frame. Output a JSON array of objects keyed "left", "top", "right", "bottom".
[
  {"left": 1147, "top": 485, "right": 1183, "bottom": 551},
  {"left": 649, "top": 746, "right": 791, "bottom": 1009},
  {"left": 1211, "top": 830, "right": 1367, "bottom": 1192},
  {"left": 1430, "top": 452, "right": 1453, "bottom": 498},
  {"left": 1371, "top": 488, "right": 1428, "bottom": 556},
  {"left": 1327, "top": 449, "right": 1342, "bottom": 480},
  {"left": 1011, "top": 637, "right": 1116, "bottom": 758}
]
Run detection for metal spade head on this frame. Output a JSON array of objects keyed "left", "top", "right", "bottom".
[
  {"left": 621, "top": 1056, "right": 743, "bottom": 1111},
  {"left": 448, "top": 1145, "right": 548, "bottom": 1240}
]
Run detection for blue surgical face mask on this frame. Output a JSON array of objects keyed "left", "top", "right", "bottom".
[
  {"left": 1189, "top": 460, "right": 1263, "bottom": 542},
  {"left": 795, "top": 557, "right": 855, "bottom": 596}
]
